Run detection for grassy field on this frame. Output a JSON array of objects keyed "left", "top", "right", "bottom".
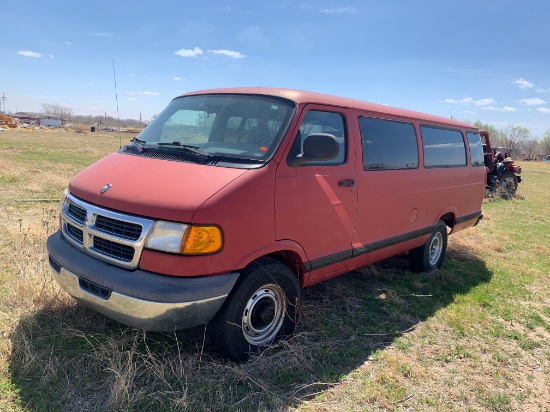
[{"left": 0, "top": 129, "right": 548, "bottom": 411}]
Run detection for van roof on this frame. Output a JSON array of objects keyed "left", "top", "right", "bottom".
[{"left": 181, "top": 87, "right": 476, "bottom": 130}]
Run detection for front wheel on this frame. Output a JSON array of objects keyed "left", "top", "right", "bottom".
[
  {"left": 409, "top": 220, "right": 448, "bottom": 272},
  {"left": 207, "top": 258, "right": 299, "bottom": 361}
]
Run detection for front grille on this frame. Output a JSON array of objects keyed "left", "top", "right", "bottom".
[
  {"left": 66, "top": 224, "right": 84, "bottom": 244},
  {"left": 60, "top": 193, "right": 154, "bottom": 269},
  {"left": 95, "top": 215, "right": 142, "bottom": 240},
  {"left": 93, "top": 237, "right": 135, "bottom": 262},
  {"left": 67, "top": 202, "right": 86, "bottom": 225}
]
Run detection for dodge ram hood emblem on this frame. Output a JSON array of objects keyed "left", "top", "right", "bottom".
[{"left": 100, "top": 183, "right": 112, "bottom": 194}]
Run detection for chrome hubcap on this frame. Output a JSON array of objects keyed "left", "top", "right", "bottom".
[
  {"left": 242, "top": 284, "right": 286, "bottom": 345},
  {"left": 428, "top": 232, "right": 443, "bottom": 266}
]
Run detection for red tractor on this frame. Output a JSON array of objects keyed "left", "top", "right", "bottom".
[{"left": 480, "top": 130, "right": 522, "bottom": 198}]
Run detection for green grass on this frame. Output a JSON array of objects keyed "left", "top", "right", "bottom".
[{"left": 0, "top": 130, "right": 549, "bottom": 411}]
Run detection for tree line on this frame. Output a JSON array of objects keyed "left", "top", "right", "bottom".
[
  {"left": 471, "top": 121, "right": 549, "bottom": 160},
  {"left": 39, "top": 103, "right": 550, "bottom": 158},
  {"left": 41, "top": 103, "right": 147, "bottom": 129}
]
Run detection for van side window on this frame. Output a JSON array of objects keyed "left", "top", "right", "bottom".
[
  {"left": 421, "top": 126, "right": 467, "bottom": 167},
  {"left": 287, "top": 110, "right": 346, "bottom": 166},
  {"left": 466, "top": 132, "right": 485, "bottom": 167},
  {"left": 359, "top": 117, "right": 418, "bottom": 170}
]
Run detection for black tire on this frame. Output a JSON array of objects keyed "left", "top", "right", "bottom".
[
  {"left": 500, "top": 171, "right": 518, "bottom": 198},
  {"left": 409, "top": 220, "right": 448, "bottom": 272},
  {"left": 207, "top": 257, "right": 300, "bottom": 361}
]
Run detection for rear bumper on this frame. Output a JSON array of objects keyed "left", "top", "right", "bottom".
[{"left": 46, "top": 231, "right": 239, "bottom": 331}]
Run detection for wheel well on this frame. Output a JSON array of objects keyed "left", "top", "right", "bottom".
[
  {"left": 440, "top": 213, "right": 455, "bottom": 230},
  {"left": 253, "top": 251, "right": 304, "bottom": 284}
]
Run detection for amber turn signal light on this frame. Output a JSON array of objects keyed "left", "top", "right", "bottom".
[{"left": 181, "top": 225, "right": 223, "bottom": 255}]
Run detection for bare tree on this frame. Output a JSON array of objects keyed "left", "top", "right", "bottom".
[
  {"left": 473, "top": 121, "right": 505, "bottom": 146},
  {"left": 522, "top": 139, "right": 539, "bottom": 160},
  {"left": 41, "top": 103, "right": 74, "bottom": 122},
  {"left": 500, "top": 124, "right": 530, "bottom": 155},
  {"left": 541, "top": 130, "right": 550, "bottom": 156}
]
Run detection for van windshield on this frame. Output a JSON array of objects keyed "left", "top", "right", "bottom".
[{"left": 135, "top": 94, "right": 295, "bottom": 163}]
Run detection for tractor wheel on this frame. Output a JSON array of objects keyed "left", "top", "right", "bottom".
[{"left": 500, "top": 172, "right": 518, "bottom": 198}]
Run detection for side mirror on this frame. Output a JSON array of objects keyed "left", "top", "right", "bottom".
[{"left": 288, "top": 133, "right": 339, "bottom": 166}]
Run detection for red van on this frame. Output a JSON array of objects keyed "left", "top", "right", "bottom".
[{"left": 47, "top": 88, "right": 485, "bottom": 360}]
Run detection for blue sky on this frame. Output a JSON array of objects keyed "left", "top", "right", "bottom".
[{"left": 2, "top": 0, "right": 549, "bottom": 136}]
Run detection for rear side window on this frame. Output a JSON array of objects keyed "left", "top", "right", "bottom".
[
  {"left": 467, "top": 132, "right": 485, "bottom": 167},
  {"left": 359, "top": 117, "right": 418, "bottom": 170},
  {"left": 421, "top": 126, "right": 466, "bottom": 167}
]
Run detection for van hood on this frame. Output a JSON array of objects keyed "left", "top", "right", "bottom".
[{"left": 69, "top": 152, "right": 248, "bottom": 222}]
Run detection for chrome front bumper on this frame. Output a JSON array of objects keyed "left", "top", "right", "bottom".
[{"left": 47, "top": 231, "right": 239, "bottom": 331}]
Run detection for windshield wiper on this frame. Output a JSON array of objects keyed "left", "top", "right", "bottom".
[
  {"left": 157, "top": 141, "right": 211, "bottom": 157},
  {"left": 130, "top": 137, "right": 147, "bottom": 151}
]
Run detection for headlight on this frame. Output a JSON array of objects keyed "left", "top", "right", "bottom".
[
  {"left": 145, "top": 221, "right": 189, "bottom": 253},
  {"left": 145, "top": 222, "right": 223, "bottom": 255}
]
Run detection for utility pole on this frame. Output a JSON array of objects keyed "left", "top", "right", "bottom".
[
  {"left": 139, "top": 112, "right": 142, "bottom": 130},
  {"left": 1, "top": 92, "right": 6, "bottom": 114}
]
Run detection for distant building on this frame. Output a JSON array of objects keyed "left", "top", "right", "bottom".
[
  {"left": 40, "top": 114, "right": 61, "bottom": 127},
  {"left": 12, "top": 112, "right": 39, "bottom": 123}
]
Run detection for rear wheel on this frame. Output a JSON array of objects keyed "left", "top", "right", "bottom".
[
  {"left": 500, "top": 171, "right": 518, "bottom": 198},
  {"left": 207, "top": 257, "right": 299, "bottom": 361},
  {"left": 409, "top": 220, "right": 448, "bottom": 272}
]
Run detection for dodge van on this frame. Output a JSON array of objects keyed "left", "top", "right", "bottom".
[{"left": 47, "top": 88, "right": 485, "bottom": 361}]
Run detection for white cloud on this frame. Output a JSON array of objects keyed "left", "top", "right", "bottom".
[
  {"left": 173, "top": 76, "right": 182, "bottom": 81},
  {"left": 139, "top": 91, "right": 160, "bottom": 95},
  {"left": 537, "top": 108, "right": 550, "bottom": 114},
  {"left": 473, "top": 98, "right": 496, "bottom": 106},
  {"left": 443, "top": 97, "right": 495, "bottom": 106},
  {"left": 519, "top": 98, "right": 546, "bottom": 105},
  {"left": 444, "top": 98, "right": 473, "bottom": 104},
  {"left": 17, "top": 50, "right": 44, "bottom": 58},
  {"left": 207, "top": 49, "right": 246, "bottom": 58},
  {"left": 319, "top": 7, "right": 358, "bottom": 14},
  {"left": 535, "top": 87, "right": 550, "bottom": 93},
  {"left": 513, "top": 78, "right": 534, "bottom": 89},
  {"left": 128, "top": 97, "right": 137, "bottom": 101},
  {"left": 65, "top": 41, "right": 71, "bottom": 46},
  {"left": 174, "top": 47, "right": 203, "bottom": 58},
  {"left": 49, "top": 54, "right": 54, "bottom": 59},
  {"left": 483, "top": 106, "right": 518, "bottom": 112}
]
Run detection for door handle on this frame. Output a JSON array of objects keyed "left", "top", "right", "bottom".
[{"left": 338, "top": 179, "right": 355, "bottom": 187}]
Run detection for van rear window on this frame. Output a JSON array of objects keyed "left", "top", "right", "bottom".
[
  {"left": 466, "top": 132, "right": 485, "bottom": 167},
  {"left": 421, "top": 126, "right": 466, "bottom": 167},
  {"left": 359, "top": 117, "right": 418, "bottom": 170}
]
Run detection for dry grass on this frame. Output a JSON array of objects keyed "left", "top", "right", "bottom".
[{"left": 0, "top": 130, "right": 549, "bottom": 411}]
